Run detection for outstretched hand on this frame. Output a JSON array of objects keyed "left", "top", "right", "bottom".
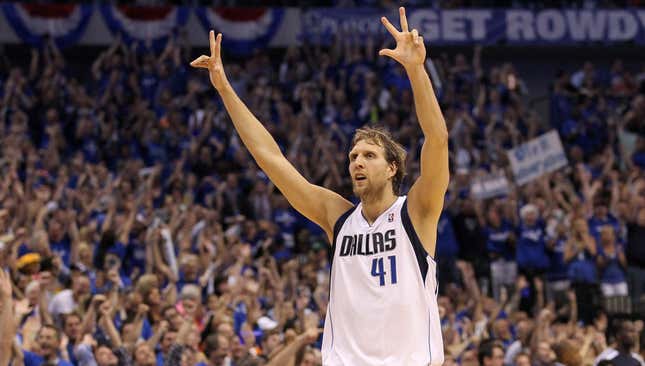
[
  {"left": 0, "top": 269, "right": 11, "bottom": 300},
  {"left": 190, "top": 30, "right": 229, "bottom": 91},
  {"left": 379, "top": 7, "right": 426, "bottom": 69}
]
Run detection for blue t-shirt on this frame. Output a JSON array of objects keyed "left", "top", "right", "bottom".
[
  {"left": 598, "top": 247, "right": 626, "bottom": 284},
  {"left": 273, "top": 208, "right": 298, "bottom": 236},
  {"left": 588, "top": 214, "right": 622, "bottom": 244},
  {"left": 139, "top": 71, "right": 159, "bottom": 103},
  {"left": 65, "top": 342, "right": 77, "bottom": 366},
  {"left": 436, "top": 211, "right": 459, "bottom": 259},
  {"left": 567, "top": 248, "right": 597, "bottom": 284},
  {"left": 484, "top": 221, "right": 515, "bottom": 260},
  {"left": 125, "top": 240, "right": 147, "bottom": 276},
  {"left": 23, "top": 351, "right": 74, "bottom": 366},
  {"left": 633, "top": 150, "right": 645, "bottom": 170},
  {"left": 516, "top": 221, "right": 549, "bottom": 270},
  {"left": 547, "top": 238, "right": 568, "bottom": 281},
  {"left": 113, "top": 312, "right": 153, "bottom": 340},
  {"left": 50, "top": 235, "right": 71, "bottom": 267}
]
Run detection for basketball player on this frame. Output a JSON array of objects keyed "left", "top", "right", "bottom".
[{"left": 191, "top": 7, "right": 447, "bottom": 366}]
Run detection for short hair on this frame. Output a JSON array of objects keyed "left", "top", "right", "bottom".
[
  {"left": 262, "top": 329, "right": 281, "bottom": 344},
  {"left": 62, "top": 311, "right": 82, "bottom": 324},
  {"left": 203, "top": 334, "right": 220, "bottom": 358},
  {"left": 135, "top": 274, "right": 158, "bottom": 297},
  {"left": 553, "top": 340, "right": 582, "bottom": 366},
  {"left": 477, "top": 339, "right": 503, "bottom": 365},
  {"left": 180, "top": 284, "right": 201, "bottom": 301},
  {"left": 514, "top": 352, "right": 530, "bottom": 362},
  {"left": 37, "top": 324, "right": 61, "bottom": 342},
  {"left": 351, "top": 126, "right": 407, "bottom": 195}
]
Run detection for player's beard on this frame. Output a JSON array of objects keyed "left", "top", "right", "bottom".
[{"left": 353, "top": 178, "right": 389, "bottom": 204}]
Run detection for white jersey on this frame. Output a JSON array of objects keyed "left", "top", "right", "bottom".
[{"left": 322, "top": 196, "right": 444, "bottom": 366}]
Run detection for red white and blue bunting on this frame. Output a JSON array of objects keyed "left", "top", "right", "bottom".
[
  {"left": 1, "top": 3, "right": 93, "bottom": 48},
  {"left": 99, "top": 5, "right": 189, "bottom": 50},
  {"left": 195, "top": 7, "right": 284, "bottom": 55}
]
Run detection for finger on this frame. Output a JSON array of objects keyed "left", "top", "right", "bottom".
[
  {"left": 417, "top": 36, "right": 424, "bottom": 46},
  {"left": 215, "top": 33, "right": 222, "bottom": 59},
  {"left": 399, "top": 7, "right": 408, "bottom": 33},
  {"left": 412, "top": 29, "right": 419, "bottom": 44},
  {"left": 209, "top": 30, "right": 216, "bottom": 56},
  {"left": 381, "top": 17, "right": 399, "bottom": 38},
  {"left": 378, "top": 49, "right": 396, "bottom": 59},
  {"left": 190, "top": 55, "right": 210, "bottom": 68}
]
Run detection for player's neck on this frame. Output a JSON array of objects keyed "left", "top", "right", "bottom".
[{"left": 360, "top": 191, "right": 398, "bottom": 225}]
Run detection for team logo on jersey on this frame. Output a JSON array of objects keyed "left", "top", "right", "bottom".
[{"left": 388, "top": 213, "right": 395, "bottom": 222}]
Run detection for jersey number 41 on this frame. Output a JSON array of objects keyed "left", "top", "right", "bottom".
[{"left": 371, "top": 256, "right": 398, "bottom": 286}]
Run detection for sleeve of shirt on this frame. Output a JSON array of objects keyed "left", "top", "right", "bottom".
[
  {"left": 503, "top": 341, "right": 521, "bottom": 366},
  {"left": 74, "top": 344, "right": 98, "bottom": 366},
  {"left": 22, "top": 351, "right": 43, "bottom": 366},
  {"left": 632, "top": 352, "right": 645, "bottom": 366}
]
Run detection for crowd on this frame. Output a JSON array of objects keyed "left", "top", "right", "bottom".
[{"left": 0, "top": 22, "right": 643, "bottom": 366}]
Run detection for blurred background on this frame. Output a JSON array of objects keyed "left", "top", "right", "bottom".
[{"left": 0, "top": 1, "right": 643, "bottom": 366}]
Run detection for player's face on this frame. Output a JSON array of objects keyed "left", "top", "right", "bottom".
[{"left": 349, "top": 140, "right": 394, "bottom": 199}]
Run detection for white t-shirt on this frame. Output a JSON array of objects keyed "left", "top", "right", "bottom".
[{"left": 48, "top": 289, "right": 77, "bottom": 318}]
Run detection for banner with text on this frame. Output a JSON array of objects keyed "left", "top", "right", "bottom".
[
  {"left": 470, "top": 173, "right": 511, "bottom": 200},
  {"left": 507, "top": 130, "right": 568, "bottom": 186},
  {"left": 302, "top": 8, "right": 645, "bottom": 45}
]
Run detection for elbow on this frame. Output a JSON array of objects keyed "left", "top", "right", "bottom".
[{"left": 430, "top": 131, "right": 449, "bottom": 147}]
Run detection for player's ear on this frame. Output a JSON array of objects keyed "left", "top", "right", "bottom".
[{"left": 388, "top": 161, "right": 397, "bottom": 179}]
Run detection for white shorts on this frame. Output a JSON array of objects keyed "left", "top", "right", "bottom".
[{"left": 601, "top": 282, "right": 628, "bottom": 297}]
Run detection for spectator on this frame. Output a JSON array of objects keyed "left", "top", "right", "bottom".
[
  {"left": 21, "top": 325, "right": 74, "bottom": 366},
  {"left": 597, "top": 226, "right": 629, "bottom": 298},
  {"left": 481, "top": 203, "right": 517, "bottom": 302},
  {"left": 565, "top": 218, "right": 600, "bottom": 324},
  {"left": 478, "top": 339, "right": 504, "bottom": 366},
  {"left": 626, "top": 206, "right": 645, "bottom": 309},
  {"left": 594, "top": 320, "right": 645, "bottom": 366},
  {"left": 48, "top": 272, "right": 91, "bottom": 322},
  {"left": 516, "top": 204, "right": 549, "bottom": 312}
]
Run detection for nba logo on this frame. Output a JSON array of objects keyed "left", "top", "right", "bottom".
[{"left": 388, "top": 213, "right": 395, "bottom": 222}]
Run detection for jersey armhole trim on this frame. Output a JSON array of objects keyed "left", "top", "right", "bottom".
[
  {"left": 330, "top": 205, "right": 357, "bottom": 262},
  {"left": 401, "top": 199, "right": 433, "bottom": 283}
]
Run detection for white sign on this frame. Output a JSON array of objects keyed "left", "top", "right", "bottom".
[
  {"left": 507, "top": 130, "right": 568, "bottom": 186},
  {"left": 470, "top": 174, "right": 511, "bottom": 200}
]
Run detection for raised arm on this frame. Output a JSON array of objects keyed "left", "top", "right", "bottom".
[
  {"left": 0, "top": 269, "right": 15, "bottom": 366},
  {"left": 191, "top": 31, "right": 352, "bottom": 241},
  {"left": 379, "top": 8, "right": 449, "bottom": 255}
]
